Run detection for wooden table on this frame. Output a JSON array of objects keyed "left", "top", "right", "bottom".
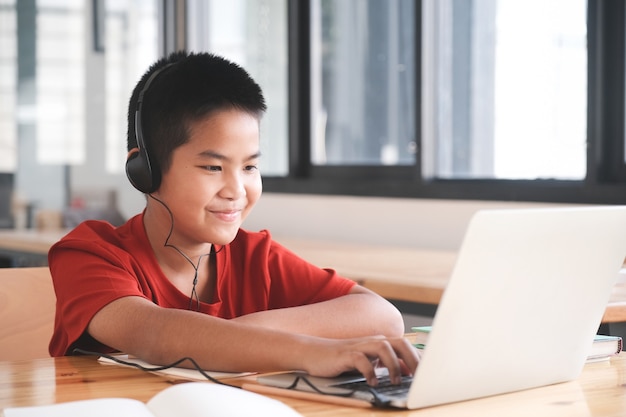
[
  {"left": 0, "top": 229, "right": 64, "bottom": 267},
  {"left": 275, "top": 237, "right": 456, "bottom": 306},
  {"left": 0, "top": 229, "right": 65, "bottom": 255},
  {"left": 2, "top": 230, "right": 626, "bottom": 324},
  {"left": 1, "top": 354, "right": 626, "bottom": 416},
  {"left": 276, "top": 237, "right": 626, "bottom": 325}
]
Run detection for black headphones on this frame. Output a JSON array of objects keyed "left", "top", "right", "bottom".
[{"left": 125, "top": 63, "right": 175, "bottom": 193}]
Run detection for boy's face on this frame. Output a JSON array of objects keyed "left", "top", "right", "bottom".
[{"left": 154, "top": 108, "right": 262, "bottom": 246}]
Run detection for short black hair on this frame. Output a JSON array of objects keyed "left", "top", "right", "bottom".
[{"left": 127, "top": 51, "right": 266, "bottom": 176}]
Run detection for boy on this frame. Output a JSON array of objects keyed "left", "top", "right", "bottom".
[{"left": 48, "top": 51, "right": 418, "bottom": 385}]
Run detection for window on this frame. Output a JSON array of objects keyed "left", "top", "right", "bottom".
[
  {"left": 186, "top": 0, "right": 289, "bottom": 176},
  {"left": 0, "top": 0, "right": 17, "bottom": 172},
  {"left": 0, "top": 0, "right": 86, "bottom": 169},
  {"left": 102, "top": 0, "right": 159, "bottom": 173},
  {"left": 36, "top": 0, "right": 85, "bottom": 165},
  {"left": 310, "top": 0, "right": 586, "bottom": 178},
  {"left": 2, "top": 0, "right": 159, "bottom": 215},
  {"left": 258, "top": 0, "right": 626, "bottom": 204},
  {"left": 4, "top": 0, "right": 626, "bottom": 219},
  {"left": 423, "top": 0, "right": 587, "bottom": 180},
  {"left": 311, "top": 0, "right": 416, "bottom": 166}
]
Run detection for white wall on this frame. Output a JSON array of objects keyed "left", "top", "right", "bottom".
[
  {"left": 116, "top": 189, "right": 572, "bottom": 251},
  {"left": 242, "top": 193, "right": 569, "bottom": 250}
]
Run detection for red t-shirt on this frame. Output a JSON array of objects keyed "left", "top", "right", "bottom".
[{"left": 48, "top": 213, "right": 356, "bottom": 356}]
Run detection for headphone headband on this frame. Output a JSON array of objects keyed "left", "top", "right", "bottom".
[{"left": 126, "top": 63, "right": 176, "bottom": 193}]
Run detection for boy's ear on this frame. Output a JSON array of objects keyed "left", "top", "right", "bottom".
[{"left": 126, "top": 148, "right": 140, "bottom": 161}]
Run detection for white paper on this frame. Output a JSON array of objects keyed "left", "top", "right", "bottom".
[
  {"left": 4, "top": 398, "right": 153, "bottom": 417},
  {"left": 146, "top": 383, "right": 302, "bottom": 417},
  {"left": 97, "top": 355, "right": 253, "bottom": 380}
]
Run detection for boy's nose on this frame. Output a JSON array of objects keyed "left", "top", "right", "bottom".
[{"left": 220, "top": 173, "right": 246, "bottom": 200}]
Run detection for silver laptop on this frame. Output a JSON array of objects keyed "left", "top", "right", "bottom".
[{"left": 258, "top": 206, "right": 626, "bottom": 409}]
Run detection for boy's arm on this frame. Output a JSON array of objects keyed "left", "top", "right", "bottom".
[
  {"left": 231, "top": 285, "right": 405, "bottom": 338},
  {"left": 87, "top": 294, "right": 418, "bottom": 385}
]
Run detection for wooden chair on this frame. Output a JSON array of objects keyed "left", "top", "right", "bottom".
[{"left": 0, "top": 267, "right": 55, "bottom": 360}]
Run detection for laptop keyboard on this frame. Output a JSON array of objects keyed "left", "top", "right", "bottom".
[{"left": 332, "top": 375, "right": 413, "bottom": 399}]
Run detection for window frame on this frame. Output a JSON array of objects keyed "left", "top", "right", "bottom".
[{"left": 263, "top": 1, "right": 626, "bottom": 204}]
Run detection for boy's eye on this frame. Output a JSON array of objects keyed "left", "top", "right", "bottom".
[{"left": 200, "top": 164, "right": 258, "bottom": 172}]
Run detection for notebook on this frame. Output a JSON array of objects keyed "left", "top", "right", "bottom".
[{"left": 257, "top": 206, "right": 626, "bottom": 409}]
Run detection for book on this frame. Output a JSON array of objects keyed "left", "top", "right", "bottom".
[
  {"left": 587, "top": 334, "right": 624, "bottom": 362},
  {"left": 4, "top": 382, "right": 303, "bottom": 417},
  {"left": 410, "top": 326, "right": 623, "bottom": 362}
]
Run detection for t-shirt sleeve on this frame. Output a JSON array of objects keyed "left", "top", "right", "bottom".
[
  {"left": 48, "top": 225, "right": 153, "bottom": 356},
  {"left": 264, "top": 235, "right": 357, "bottom": 308}
]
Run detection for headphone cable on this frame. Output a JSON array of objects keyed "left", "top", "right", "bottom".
[{"left": 148, "top": 193, "right": 221, "bottom": 310}]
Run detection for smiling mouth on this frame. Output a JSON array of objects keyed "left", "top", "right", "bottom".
[{"left": 211, "top": 210, "right": 242, "bottom": 222}]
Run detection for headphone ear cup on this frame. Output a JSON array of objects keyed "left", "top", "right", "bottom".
[{"left": 126, "top": 147, "right": 155, "bottom": 194}]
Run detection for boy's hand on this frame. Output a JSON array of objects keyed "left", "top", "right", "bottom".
[{"left": 302, "top": 335, "right": 420, "bottom": 386}]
